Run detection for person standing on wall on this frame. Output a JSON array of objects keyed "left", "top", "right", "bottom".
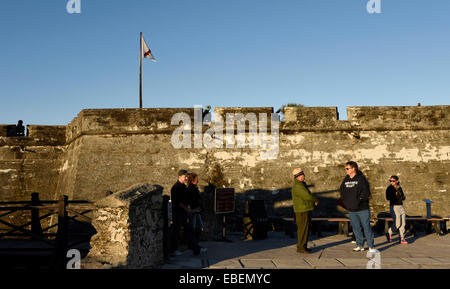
[
  {"left": 339, "top": 161, "right": 376, "bottom": 253},
  {"left": 170, "top": 169, "right": 206, "bottom": 256},
  {"left": 291, "top": 168, "right": 318, "bottom": 254},
  {"left": 385, "top": 175, "right": 408, "bottom": 244}
]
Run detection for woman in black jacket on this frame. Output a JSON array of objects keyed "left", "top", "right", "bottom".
[
  {"left": 385, "top": 175, "right": 408, "bottom": 244},
  {"left": 187, "top": 173, "right": 204, "bottom": 239}
]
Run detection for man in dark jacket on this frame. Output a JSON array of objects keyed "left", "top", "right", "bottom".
[
  {"left": 170, "top": 169, "right": 205, "bottom": 256},
  {"left": 339, "top": 161, "right": 376, "bottom": 253}
]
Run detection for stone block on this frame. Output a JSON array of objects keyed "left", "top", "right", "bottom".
[
  {"left": 304, "top": 258, "right": 345, "bottom": 268},
  {"left": 84, "top": 183, "right": 164, "bottom": 269},
  {"left": 401, "top": 257, "right": 443, "bottom": 265},
  {"left": 271, "top": 258, "right": 313, "bottom": 269},
  {"left": 336, "top": 258, "right": 371, "bottom": 268},
  {"left": 208, "top": 259, "right": 243, "bottom": 269},
  {"left": 240, "top": 259, "right": 276, "bottom": 269},
  {"left": 431, "top": 257, "right": 450, "bottom": 264}
]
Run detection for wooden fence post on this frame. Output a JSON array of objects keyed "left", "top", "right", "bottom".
[
  {"left": 53, "top": 195, "right": 68, "bottom": 269},
  {"left": 30, "top": 192, "right": 42, "bottom": 238}
]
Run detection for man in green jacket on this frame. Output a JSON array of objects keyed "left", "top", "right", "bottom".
[{"left": 291, "top": 168, "right": 318, "bottom": 253}]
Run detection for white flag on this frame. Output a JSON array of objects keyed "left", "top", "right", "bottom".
[{"left": 142, "top": 36, "right": 156, "bottom": 62}]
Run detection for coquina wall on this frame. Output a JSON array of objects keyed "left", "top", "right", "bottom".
[
  {"left": 0, "top": 125, "right": 65, "bottom": 227},
  {"left": 1, "top": 106, "right": 449, "bottom": 233}
]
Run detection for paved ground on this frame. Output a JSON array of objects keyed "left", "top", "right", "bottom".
[{"left": 162, "top": 231, "right": 450, "bottom": 269}]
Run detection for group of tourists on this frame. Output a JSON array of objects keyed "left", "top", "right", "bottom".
[
  {"left": 169, "top": 161, "right": 409, "bottom": 257},
  {"left": 292, "top": 161, "right": 408, "bottom": 254},
  {"left": 169, "top": 169, "right": 207, "bottom": 256}
]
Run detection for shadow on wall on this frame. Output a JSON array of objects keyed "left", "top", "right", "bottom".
[
  {"left": 68, "top": 219, "right": 97, "bottom": 258},
  {"left": 126, "top": 204, "right": 165, "bottom": 268},
  {"left": 125, "top": 195, "right": 165, "bottom": 269}
]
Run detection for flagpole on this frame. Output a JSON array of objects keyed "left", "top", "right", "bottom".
[{"left": 139, "top": 32, "right": 143, "bottom": 108}]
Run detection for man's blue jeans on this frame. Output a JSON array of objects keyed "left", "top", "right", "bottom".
[{"left": 348, "top": 209, "right": 374, "bottom": 248}]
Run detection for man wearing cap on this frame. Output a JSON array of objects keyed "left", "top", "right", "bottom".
[
  {"left": 170, "top": 169, "right": 206, "bottom": 256},
  {"left": 291, "top": 168, "right": 318, "bottom": 254}
]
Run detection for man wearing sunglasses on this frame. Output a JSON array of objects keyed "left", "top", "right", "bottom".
[
  {"left": 385, "top": 175, "right": 408, "bottom": 244},
  {"left": 339, "top": 161, "right": 376, "bottom": 253}
]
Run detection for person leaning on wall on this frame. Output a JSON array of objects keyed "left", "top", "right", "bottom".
[{"left": 291, "top": 168, "right": 319, "bottom": 254}]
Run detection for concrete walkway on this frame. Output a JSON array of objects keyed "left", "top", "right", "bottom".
[{"left": 162, "top": 231, "right": 450, "bottom": 269}]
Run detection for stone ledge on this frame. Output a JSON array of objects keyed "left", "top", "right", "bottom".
[
  {"left": 84, "top": 183, "right": 164, "bottom": 269},
  {"left": 95, "top": 183, "right": 163, "bottom": 208}
]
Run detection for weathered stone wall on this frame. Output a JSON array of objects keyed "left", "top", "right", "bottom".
[
  {"left": 83, "top": 183, "right": 164, "bottom": 269},
  {"left": 0, "top": 125, "right": 66, "bottom": 229},
  {"left": 1, "top": 106, "right": 449, "bottom": 236},
  {"left": 0, "top": 125, "right": 66, "bottom": 200}
]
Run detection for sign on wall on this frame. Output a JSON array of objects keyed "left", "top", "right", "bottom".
[{"left": 214, "top": 188, "right": 235, "bottom": 214}]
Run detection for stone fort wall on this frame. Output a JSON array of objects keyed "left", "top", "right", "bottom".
[{"left": 1, "top": 106, "right": 449, "bottom": 232}]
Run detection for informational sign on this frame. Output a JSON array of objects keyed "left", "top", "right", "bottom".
[{"left": 214, "top": 188, "right": 235, "bottom": 214}]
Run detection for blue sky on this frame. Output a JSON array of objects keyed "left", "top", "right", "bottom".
[{"left": 0, "top": 0, "right": 449, "bottom": 125}]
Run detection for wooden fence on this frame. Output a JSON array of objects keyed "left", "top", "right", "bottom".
[{"left": 0, "top": 192, "right": 95, "bottom": 269}]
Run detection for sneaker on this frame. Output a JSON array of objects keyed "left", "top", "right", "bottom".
[
  {"left": 200, "top": 247, "right": 208, "bottom": 253},
  {"left": 353, "top": 247, "right": 365, "bottom": 252},
  {"left": 368, "top": 248, "right": 377, "bottom": 253},
  {"left": 385, "top": 233, "right": 392, "bottom": 243},
  {"left": 351, "top": 240, "right": 356, "bottom": 244},
  {"left": 399, "top": 239, "right": 408, "bottom": 245}
]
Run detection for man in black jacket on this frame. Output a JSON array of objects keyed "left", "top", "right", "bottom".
[{"left": 339, "top": 161, "right": 376, "bottom": 253}]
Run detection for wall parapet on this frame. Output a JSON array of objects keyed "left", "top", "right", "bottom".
[
  {"left": 282, "top": 105, "right": 450, "bottom": 132},
  {"left": 214, "top": 107, "right": 274, "bottom": 120},
  {"left": 83, "top": 183, "right": 164, "bottom": 269},
  {"left": 0, "top": 125, "right": 15, "bottom": 137},
  {"left": 66, "top": 108, "right": 196, "bottom": 144},
  {"left": 347, "top": 106, "right": 450, "bottom": 130},
  {"left": 0, "top": 125, "right": 66, "bottom": 146},
  {"left": 4, "top": 105, "right": 449, "bottom": 146}
]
